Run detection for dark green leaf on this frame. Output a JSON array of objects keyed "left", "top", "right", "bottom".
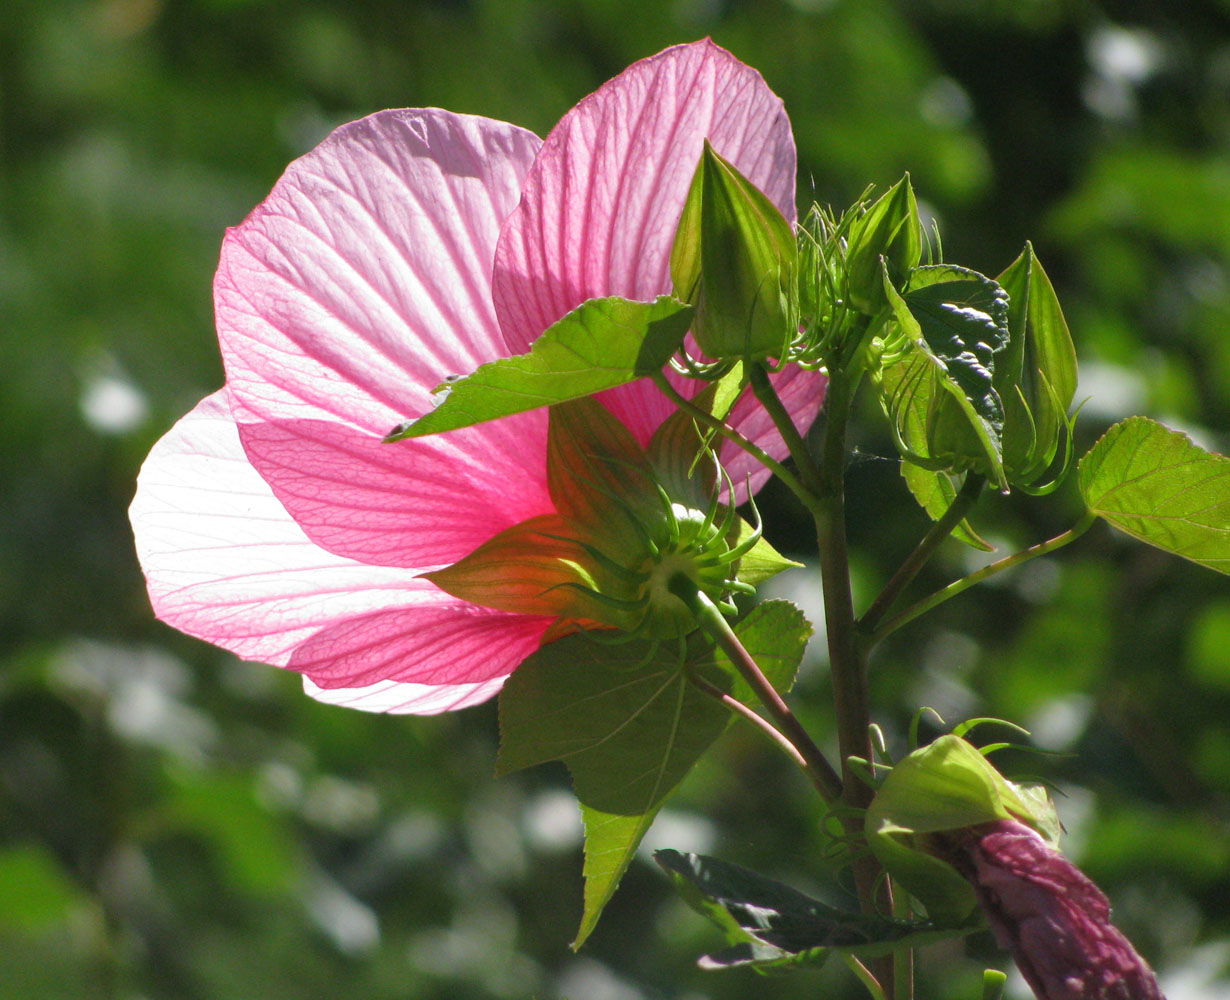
[
  {"left": 877, "top": 265, "right": 1009, "bottom": 486},
  {"left": 385, "top": 295, "right": 692, "bottom": 440},
  {"left": 496, "top": 602, "right": 810, "bottom": 946},
  {"left": 655, "top": 849, "right": 970, "bottom": 971},
  {"left": 1079, "top": 417, "right": 1230, "bottom": 574}
]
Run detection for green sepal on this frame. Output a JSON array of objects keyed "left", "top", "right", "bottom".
[
  {"left": 654, "top": 849, "right": 972, "bottom": 972},
  {"left": 496, "top": 601, "right": 810, "bottom": 948},
  {"left": 865, "top": 735, "right": 1059, "bottom": 926},
  {"left": 1079, "top": 416, "right": 1230, "bottom": 574},
  {"left": 845, "top": 175, "right": 922, "bottom": 316},
  {"left": 996, "top": 244, "right": 1078, "bottom": 488},
  {"left": 384, "top": 295, "right": 692, "bottom": 440},
  {"left": 670, "top": 142, "right": 798, "bottom": 362}
]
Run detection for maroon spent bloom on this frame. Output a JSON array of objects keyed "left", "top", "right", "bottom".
[{"left": 939, "top": 819, "right": 1164, "bottom": 1000}]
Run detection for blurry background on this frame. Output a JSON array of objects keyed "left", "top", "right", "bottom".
[{"left": 2, "top": 0, "right": 1229, "bottom": 997}]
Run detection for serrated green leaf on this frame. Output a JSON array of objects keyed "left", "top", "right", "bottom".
[
  {"left": 1079, "top": 417, "right": 1230, "bottom": 574},
  {"left": 654, "top": 849, "right": 970, "bottom": 972},
  {"left": 496, "top": 602, "right": 810, "bottom": 947},
  {"left": 385, "top": 295, "right": 692, "bottom": 440},
  {"left": 900, "top": 462, "right": 994, "bottom": 551}
]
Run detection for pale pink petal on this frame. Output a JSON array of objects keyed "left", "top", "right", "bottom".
[
  {"left": 290, "top": 604, "right": 552, "bottom": 690},
  {"left": 493, "top": 39, "right": 795, "bottom": 354},
  {"left": 236, "top": 408, "right": 552, "bottom": 570},
  {"left": 303, "top": 676, "right": 508, "bottom": 715},
  {"left": 130, "top": 391, "right": 445, "bottom": 665},
  {"left": 218, "top": 109, "right": 541, "bottom": 435}
]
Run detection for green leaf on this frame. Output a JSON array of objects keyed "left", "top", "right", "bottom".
[
  {"left": 496, "top": 602, "right": 809, "bottom": 947},
  {"left": 654, "top": 849, "right": 970, "bottom": 971},
  {"left": 900, "top": 462, "right": 994, "bottom": 551},
  {"left": 0, "top": 845, "right": 86, "bottom": 931},
  {"left": 384, "top": 295, "right": 693, "bottom": 440},
  {"left": 1079, "top": 417, "right": 1230, "bottom": 574}
]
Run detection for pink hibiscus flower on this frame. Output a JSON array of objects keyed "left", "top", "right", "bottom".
[{"left": 130, "top": 40, "right": 823, "bottom": 715}]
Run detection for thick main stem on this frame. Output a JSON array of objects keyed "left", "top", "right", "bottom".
[{"left": 812, "top": 372, "right": 894, "bottom": 994}]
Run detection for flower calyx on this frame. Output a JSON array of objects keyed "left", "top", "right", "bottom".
[{"left": 426, "top": 397, "right": 799, "bottom": 641}]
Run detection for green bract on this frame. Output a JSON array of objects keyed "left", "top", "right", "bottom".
[
  {"left": 865, "top": 735, "right": 1059, "bottom": 926},
  {"left": 670, "top": 141, "right": 798, "bottom": 362},
  {"left": 844, "top": 174, "right": 922, "bottom": 316},
  {"left": 426, "top": 397, "right": 799, "bottom": 640}
]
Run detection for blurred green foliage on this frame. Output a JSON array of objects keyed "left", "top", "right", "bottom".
[{"left": 1, "top": 1, "right": 1228, "bottom": 997}]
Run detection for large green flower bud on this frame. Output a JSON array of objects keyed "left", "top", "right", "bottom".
[{"left": 670, "top": 141, "right": 799, "bottom": 362}]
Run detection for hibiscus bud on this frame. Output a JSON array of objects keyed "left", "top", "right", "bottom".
[
  {"left": 671, "top": 141, "right": 798, "bottom": 362},
  {"left": 995, "top": 243, "right": 1079, "bottom": 490},
  {"left": 844, "top": 174, "right": 922, "bottom": 316},
  {"left": 934, "top": 819, "right": 1165, "bottom": 1000}
]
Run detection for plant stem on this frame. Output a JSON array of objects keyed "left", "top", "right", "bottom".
[
  {"left": 811, "top": 371, "right": 894, "bottom": 994},
  {"left": 651, "top": 371, "right": 823, "bottom": 519},
  {"left": 867, "top": 511, "right": 1098, "bottom": 646},
  {"left": 748, "top": 362, "right": 825, "bottom": 497},
  {"left": 671, "top": 580, "right": 843, "bottom": 803},
  {"left": 858, "top": 473, "right": 985, "bottom": 637},
  {"left": 683, "top": 666, "right": 809, "bottom": 772}
]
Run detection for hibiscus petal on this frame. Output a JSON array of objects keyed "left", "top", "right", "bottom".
[
  {"left": 218, "top": 108, "right": 542, "bottom": 435},
  {"left": 493, "top": 39, "right": 796, "bottom": 353},
  {"left": 236, "top": 408, "right": 552, "bottom": 570},
  {"left": 721, "top": 364, "right": 826, "bottom": 499},
  {"left": 491, "top": 38, "right": 818, "bottom": 462},
  {"left": 129, "top": 391, "right": 444, "bottom": 665},
  {"left": 302, "top": 676, "right": 508, "bottom": 716},
  {"left": 290, "top": 604, "right": 552, "bottom": 690}
]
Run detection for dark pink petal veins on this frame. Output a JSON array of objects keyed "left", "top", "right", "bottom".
[
  {"left": 216, "top": 108, "right": 542, "bottom": 435},
  {"left": 493, "top": 38, "right": 796, "bottom": 353},
  {"left": 290, "top": 604, "right": 553, "bottom": 690}
]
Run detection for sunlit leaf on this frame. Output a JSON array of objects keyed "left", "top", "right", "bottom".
[
  {"left": 385, "top": 295, "right": 692, "bottom": 440},
  {"left": 900, "top": 462, "right": 994, "bottom": 551},
  {"left": 1079, "top": 417, "right": 1230, "bottom": 574}
]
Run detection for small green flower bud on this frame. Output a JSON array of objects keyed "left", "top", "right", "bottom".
[
  {"left": 670, "top": 141, "right": 799, "bottom": 362},
  {"left": 995, "top": 244, "right": 1078, "bottom": 491},
  {"left": 845, "top": 175, "right": 922, "bottom": 316}
]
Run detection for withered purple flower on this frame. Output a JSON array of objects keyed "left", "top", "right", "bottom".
[{"left": 938, "top": 818, "right": 1164, "bottom": 1000}]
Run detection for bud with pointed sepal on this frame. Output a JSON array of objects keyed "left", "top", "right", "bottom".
[
  {"left": 845, "top": 174, "right": 923, "bottom": 316},
  {"left": 671, "top": 141, "right": 799, "bottom": 362},
  {"left": 995, "top": 244, "right": 1078, "bottom": 492}
]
